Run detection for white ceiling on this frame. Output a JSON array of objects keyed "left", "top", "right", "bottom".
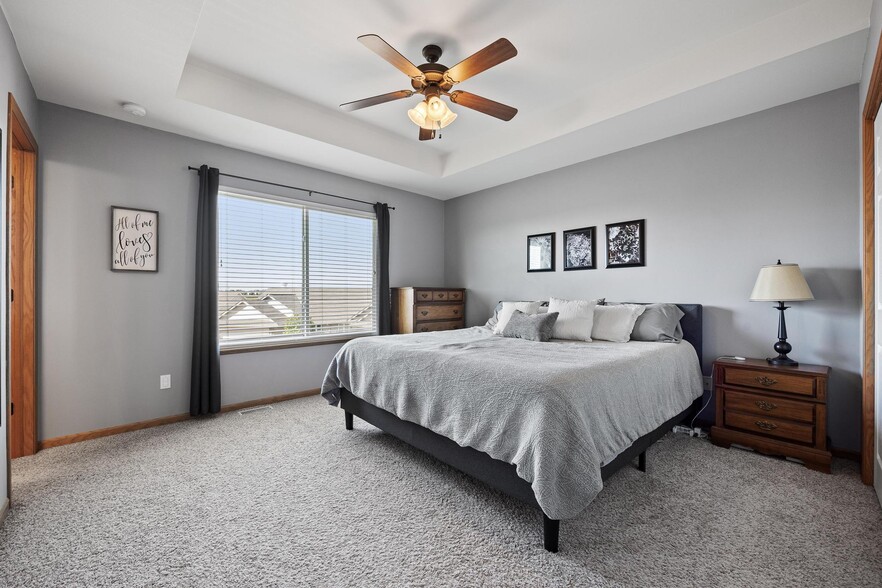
[{"left": 0, "top": 0, "right": 872, "bottom": 199}]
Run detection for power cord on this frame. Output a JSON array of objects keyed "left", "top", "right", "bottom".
[{"left": 673, "top": 380, "right": 714, "bottom": 439}]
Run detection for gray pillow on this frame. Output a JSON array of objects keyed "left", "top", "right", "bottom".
[
  {"left": 484, "top": 300, "right": 548, "bottom": 329},
  {"left": 501, "top": 310, "right": 559, "bottom": 342},
  {"left": 628, "top": 303, "right": 685, "bottom": 342}
]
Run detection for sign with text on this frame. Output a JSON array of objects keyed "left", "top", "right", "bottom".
[{"left": 111, "top": 206, "right": 158, "bottom": 272}]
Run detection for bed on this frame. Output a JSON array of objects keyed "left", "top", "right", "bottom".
[{"left": 321, "top": 304, "right": 703, "bottom": 552}]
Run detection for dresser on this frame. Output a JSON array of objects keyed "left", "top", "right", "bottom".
[
  {"left": 391, "top": 287, "right": 466, "bottom": 334},
  {"left": 710, "top": 358, "right": 831, "bottom": 473}
]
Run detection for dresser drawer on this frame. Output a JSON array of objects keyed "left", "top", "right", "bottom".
[
  {"left": 447, "top": 290, "right": 464, "bottom": 301},
  {"left": 722, "top": 367, "right": 816, "bottom": 397},
  {"left": 415, "top": 320, "right": 464, "bottom": 333},
  {"left": 724, "top": 389, "right": 815, "bottom": 423},
  {"left": 414, "top": 304, "right": 464, "bottom": 321},
  {"left": 414, "top": 290, "right": 433, "bottom": 302},
  {"left": 432, "top": 290, "right": 451, "bottom": 301},
  {"left": 724, "top": 411, "right": 814, "bottom": 445}
]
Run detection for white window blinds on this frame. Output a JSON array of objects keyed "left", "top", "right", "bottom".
[{"left": 218, "top": 190, "right": 377, "bottom": 347}]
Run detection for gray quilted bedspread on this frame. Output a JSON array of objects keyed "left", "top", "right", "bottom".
[{"left": 321, "top": 327, "right": 702, "bottom": 519}]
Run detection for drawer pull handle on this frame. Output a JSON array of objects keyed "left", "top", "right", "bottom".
[
  {"left": 437, "top": 294, "right": 446, "bottom": 298},
  {"left": 754, "top": 376, "right": 778, "bottom": 387},
  {"left": 419, "top": 327, "right": 428, "bottom": 332},
  {"left": 421, "top": 293, "right": 429, "bottom": 298},
  {"left": 754, "top": 400, "right": 778, "bottom": 411},
  {"left": 420, "top": 311, "right": 428, "bottom": 316},
  {"left": 453, "top": 309, "right": 459, "bottom": 315},
  {"left": 755, "top": 420, "right": 778, "bottom": 431}
]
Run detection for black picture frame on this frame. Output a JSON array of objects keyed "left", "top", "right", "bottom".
[
  {"left": 111, "top": 206, "right": 159, "bottom": 272},
  {"left": 605, "top": 219, "right": 645, "bottom": 268},
  {"left": 563, "top": 226, "right": 596, "bottom": 271},
  {"left": 527, "top": 232, "right": 555, "bottom": 272}
]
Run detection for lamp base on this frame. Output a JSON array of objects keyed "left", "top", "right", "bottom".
[
  {"left": 767, "top": 356, "right": 799, "bottom": 367},
  {"left": 767, "top": 337, "right": 797, "bottom": 367}
]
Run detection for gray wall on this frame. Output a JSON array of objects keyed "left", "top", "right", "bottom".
[
  {"left": 0, "top": 7, "right": 39, "bottom": 503},
  {"left": 444, "top": 86, "right": 862, "bottom": 451},
  {"left": 37, "top": 101, "right": 445, "bottom": 440}
]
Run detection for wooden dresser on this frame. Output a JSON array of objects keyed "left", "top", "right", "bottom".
[
  {"left": 710, "top": 358, "right": 831, "bottom": 473},
  {"left": 391, "top": 287, "right": 466, "bottom": 334}
]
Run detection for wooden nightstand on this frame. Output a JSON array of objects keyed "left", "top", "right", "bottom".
[{"left": 710, "top": 358, "right": 832, "bottom": 473}]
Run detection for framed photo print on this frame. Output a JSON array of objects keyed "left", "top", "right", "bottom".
[
  {"left": 111, "top": 206, "right": 158, "bottom": 272},
  {"left": 606, "top": 219, "right": 645, "bottom": 268},
  {"left": 563, "top": 226, "right": 596, "bottom": 271},
  {"left": 527, "top": 232, "right": 555, "bottom": 272}
]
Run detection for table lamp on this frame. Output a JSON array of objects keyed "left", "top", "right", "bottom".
[{"left": 749, "top": 260, "right": 814, "bottom": 366}]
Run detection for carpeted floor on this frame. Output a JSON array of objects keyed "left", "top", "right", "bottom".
[{"left": 0, "top": 395, "right": 880, "bottom": 588}]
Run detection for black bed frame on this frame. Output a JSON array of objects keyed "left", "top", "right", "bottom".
[{"left": 340, "top": 304, "right": 703, "bottom": 552}]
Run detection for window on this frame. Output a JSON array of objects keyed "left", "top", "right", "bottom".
[{"left": 218, "top": 189, "right": 377, "bottom": 350}]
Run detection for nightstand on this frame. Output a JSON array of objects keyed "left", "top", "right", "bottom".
[{"left": 710, "top": 358, "right": 832, "bottom": 473}]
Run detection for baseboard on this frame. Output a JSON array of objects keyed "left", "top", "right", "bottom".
[
  {"left": 37, "top": 388, "right": 320, "bottom": 451},
  {"left": 830, "top": 446, "right": 861, "bottom": 462},
  {"left": 0, "top": 497, "right": 9, "bottom": 526}
]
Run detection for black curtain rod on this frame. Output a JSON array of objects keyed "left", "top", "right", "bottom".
[{"left": 187, "top": 166, "right": 395, "bottom": 210}]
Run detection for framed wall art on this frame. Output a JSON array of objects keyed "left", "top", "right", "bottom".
[
  {"left": 606, "top": 219, "right": 645, "bottom": 268},
  {"left": 111, "top": 206, "right": 158, "bottom": 272},
  {"left": 563, "top": 226, "right": 596, "bottom": 271},
  {"left": 527, "top": 232, "right": 555, "bottom": 272}
]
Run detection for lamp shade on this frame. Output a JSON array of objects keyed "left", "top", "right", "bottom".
[{"left": 749, "top": 262, "right": 814, "bottom": 302}]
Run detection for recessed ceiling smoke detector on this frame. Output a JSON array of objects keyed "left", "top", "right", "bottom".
[{"left": 121, "top": 102, "right": 147, "bottom": 117}]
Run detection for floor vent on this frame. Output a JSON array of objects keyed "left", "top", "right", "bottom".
[{"left": 238, "top": 405, "right": 274, "bottom": 415}]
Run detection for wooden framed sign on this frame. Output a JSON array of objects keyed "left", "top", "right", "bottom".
[{"left": 111, "top": 206, "right": 158, "bottom": 272}]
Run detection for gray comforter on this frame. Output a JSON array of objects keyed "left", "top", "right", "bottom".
[{"left": 321, "top": 327, "right": 702, "bottom": 519}]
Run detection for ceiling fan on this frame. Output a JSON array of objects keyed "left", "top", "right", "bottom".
[{"left": 340, "top": 35, "right": 518, "bottom": 141}]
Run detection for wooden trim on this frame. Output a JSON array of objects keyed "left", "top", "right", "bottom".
[
  {"left": 861, "top": 29, "right": 882, "bottom": 487},
  {"left": 7, "top": 94, "right": 37, "bottom": 152},
  {"left": 831, "top": 446, "right": 861, "bottom": 462},
  {"left": 36, "top": 388, "right": 320, "bottom": 450},
  {"left": 0, "top": 497, "right": 8, "bottom": 527},
  {"left": 220, "top": 334, "right": 370, "bottom": 355}
]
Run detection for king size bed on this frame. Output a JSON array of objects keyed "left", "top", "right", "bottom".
[{"left": 321, "top": 304, "right": 703, "bottom": 552}]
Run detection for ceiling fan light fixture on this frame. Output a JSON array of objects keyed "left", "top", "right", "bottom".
[
  {"left": 426, "top": 95, "right": 448, "bottom": 122},
  {"left": 438, "top": 107, "right": 457, "bottom": 129},
  {"left": 407, "top": 100, "right": 429, "bottom": 127}
]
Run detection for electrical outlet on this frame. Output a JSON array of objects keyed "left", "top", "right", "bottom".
[
  {"left": 702, "top": 376, "right": 712, "bottom": 390},
  {"left": 160, "top": 374, "right": 171, "bottom": 390}
]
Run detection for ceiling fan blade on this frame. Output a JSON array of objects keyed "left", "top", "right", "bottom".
[
  {"left": 449, "top": 91, "right": 517, "bottom": 121},
  {"left": 340, "top": 90, "right": 414, "bottom": 112},
  {"left": 419, "top": 127, "right": 435, "bottom": 141},
  {"left": 358, "top": 34, "right": 425, "bottom": 81},
  {"left": 444, "top": 38, "right": 517, "bottom": 84}
]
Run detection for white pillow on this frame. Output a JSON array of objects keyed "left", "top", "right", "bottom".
[
  {"left": 494, "top": 301, "right": 542, "bottom": 334},
  {"left": 591, "top": 305, "right": 646, "bottom": 343},
  {"left": 547, "top": 297, "right": 598, "bottom": 341}
]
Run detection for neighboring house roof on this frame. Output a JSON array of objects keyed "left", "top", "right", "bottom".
[{"left": 219, "top": 288, "right": 373, "bottom": 334}]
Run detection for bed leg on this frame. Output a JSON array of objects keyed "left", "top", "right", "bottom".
[
  {"left": 543, "top": 514, "right": 559, "bottom": 553},
  {"left": 345, "top": 411, "right": 353, "bottom": 430},
  {"left": 638, "top": 450, "right": 647, "bottom": 472}
]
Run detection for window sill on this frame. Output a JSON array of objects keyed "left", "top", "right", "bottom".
[{"left": 220, "top": 332, "right": 376, "bottom": 355}]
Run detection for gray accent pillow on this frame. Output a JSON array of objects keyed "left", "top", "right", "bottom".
[
  {"left": 629, "top": 303, "right": 685, "bottom": 342},
  {"left": 484, "top": 300, "right": 548, "bottom": 329},
  {"left": 501, "top": 310, "right": 559, "bottom": 342}
]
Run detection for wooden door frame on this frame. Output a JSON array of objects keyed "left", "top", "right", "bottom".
[
  {"left": 6, "top": 93, "right": 38, "bottom": 498},
  {"left": 862, "top": 31, "right": 882, "bottom": 487}
]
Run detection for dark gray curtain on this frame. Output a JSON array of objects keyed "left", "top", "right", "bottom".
[
  {"left": 374, "top": 202, "right": 391, "bottom": 335},
  {"left": 191, "top": 165, "right": 222, "bottom": 416}
]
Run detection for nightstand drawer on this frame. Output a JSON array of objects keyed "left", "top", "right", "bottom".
[
  {"left": 415, "top": 320, "right": 464, "bottom": 332},
  {"left": 724, "top": 390, "right": 815, "bottom": 423},
  {"left": 724, "top": 411, "right": 814, "bottom": 445},
  {"left": 414, "top": 304, "right": 463, "bottom": 321},
  {"left": 722, "top": 367, "right": 816, "bottom": 397}
]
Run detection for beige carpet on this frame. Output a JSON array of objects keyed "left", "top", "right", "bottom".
[{"left": 0, "top": 395, "right": 880, "bottom": 587}]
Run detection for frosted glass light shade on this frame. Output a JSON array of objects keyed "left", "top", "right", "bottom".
[
  {"left": 407, "top": 101, "right": 429, "bottom": 127},
  {"left": 749, "top": 262, "right": 814, "bottom": 302},
  {"left": 437, "top": 107, "right": 457, "bottom": 128},
  {"left": 426, "top": 95, "right": 449, "bottom": 121}
]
